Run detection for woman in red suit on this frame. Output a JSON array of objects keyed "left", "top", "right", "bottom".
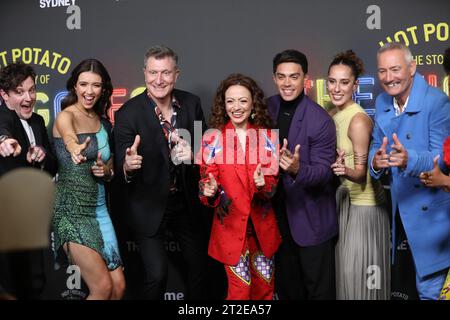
[{"left": 199, "top": 74, "right": 281, "bottom": 300}]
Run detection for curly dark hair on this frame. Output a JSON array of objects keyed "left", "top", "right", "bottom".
[
  {"left": 328, "top": 50, "right": 365, "bottom": 79},
  {"left": 0, "top": 62, "right": 36, "bottom": 92},
  {"left": 61, "top": 59, "right": 113, "bottom": 119},
  {"left": 209, "top": 73, "right": 273, "bottom": 130},
  {"left": 444, "top": 47, "right": 450, "bottom": 76}
]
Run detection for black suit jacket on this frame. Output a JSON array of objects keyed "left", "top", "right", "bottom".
[
  {"left": 0, "top": 103, "right": 57, "bottom": 177},
  {"left": 114, "top": 89, "right": 206, "bottom": 237}
]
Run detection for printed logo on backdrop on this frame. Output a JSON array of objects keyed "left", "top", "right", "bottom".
[
  {"left": 369, "top": 5, "right": 449, "bottom": 94},
  {"left": 366, "top": 265, "right": 381, "bottom": 290},
  {"left": 0, "top": 47, "right": 73, "bottom": 126},
  {"left": 379, "top": 21, "right": 450, "bottom": 97},
  {"left": 397, "top": 239, "right": 409, "bottom": 251},
  {"left": 124, "top": 235, "right": 181, "bottom": 253},
  {"left": 164, "top": 292, "right": 184, "bottom": 300},
  {"left": 38, "top": 0, "right": 81, "bottom": 30},
  {"left": 366, "top": 5, "right": 381, "bottom": 30},
  {"left": 61, "top": 264, "right": 87, "bottom": 299},
  {"left": 296, "top": 6, "right": 448, "bottom": 116}
]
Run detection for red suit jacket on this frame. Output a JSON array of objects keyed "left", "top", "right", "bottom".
[{"left": 199, "top": 121, "right": 281, "bottom": 265}]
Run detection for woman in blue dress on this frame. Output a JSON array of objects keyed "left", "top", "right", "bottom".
[{"left": 52, "top": 59, "right": 125, "bottom": 299}]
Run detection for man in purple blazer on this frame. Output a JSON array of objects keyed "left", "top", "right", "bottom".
[{"left": 268, "top": 49, "right": 338, "bottom": 299}]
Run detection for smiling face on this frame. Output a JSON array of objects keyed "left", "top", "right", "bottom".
[
  {"left": 0, "top": 76, "right": 36, "bottom": 120},
  {"left": 327, "top": 64, "right": 357, "bottom": 109},
  {"left": 225, "top": 85, "right": 253, "bottom": 129},
  {"left": 377, "top": 49, "right": 416, "bottom": 106},
  {"left": 144, "top": 56, "right": 179, "bottom": 104},
  {"left": 74, "top": 71, "right": 103, "bottom": 110},
  {"left": 273, "top": 62, "right": 305, "bottom": 101}
]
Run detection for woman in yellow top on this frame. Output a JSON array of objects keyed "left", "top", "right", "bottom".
[{"left": 327, "top": 50, "right": 390, "bottom": 300}]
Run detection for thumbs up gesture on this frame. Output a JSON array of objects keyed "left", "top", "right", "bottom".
[
  {"left": 254, "top": 163, "right": 265, "bottom": 189},
  {"left": 388, "top": 133, "right": 408, "bottom": 169},
  {"left": 372, "top": 136, "right": 389, "bottom": 170},
  {"left": 70, "top": 136, "right": 91, "bottom": 164},
  {"left": 279, "top": 138, "right": 301, "bottom": 176},
  {"left": 124, "top": 135, "right": 143, "bottom": 173},
  {"left": 171, "top": 137, "right": 192, "bottom": 165},
  {"left": 91, "top": 151, "right": 112, "bottom": 179},
  {"left": 420, "top": 155, "right": 449, "bottom": 191},
  {"left": 203, "top": 173, "right": 218, "bottom": 197},
  {"left": 331, "top": 148, "right": 346, "bottom": 177}
]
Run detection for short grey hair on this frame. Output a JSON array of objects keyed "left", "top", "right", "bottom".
[
  {"left": 377, "top": 42, "right": 413, "bottom": 65},
  {"left": 144, "top": 45, "right": 178, "bottom": 69}
]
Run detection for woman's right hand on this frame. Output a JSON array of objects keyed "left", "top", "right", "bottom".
[
  {"left": 331, "top": 148, "right": 346, "bottom": 177},
  {"left": 69, "top": 136, "right": 91, "bottom": 164}
]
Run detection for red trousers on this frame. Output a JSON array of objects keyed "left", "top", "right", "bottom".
[{"left": 224, "top": 231, "right": 275, "bottom": 300}]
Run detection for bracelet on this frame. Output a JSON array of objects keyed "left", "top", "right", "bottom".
[{"left": 0, "top": 135, "right": 10, "bottom": 144}]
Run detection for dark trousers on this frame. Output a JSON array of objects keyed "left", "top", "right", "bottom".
[
  {"left": 274, "top": 192, "right": 336, "bottom": 300},
  {"left": 135, "top": 193, "right": 208, "bottom": 300}
]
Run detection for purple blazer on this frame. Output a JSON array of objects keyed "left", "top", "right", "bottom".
[{"left": 268, "top": 94, "right": 338, "bottom": 246}]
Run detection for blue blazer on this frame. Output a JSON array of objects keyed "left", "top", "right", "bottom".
[
  {"left": 369, "top": 73, "right": 450, "bottom": 277},
  {"left": 268, "top": 94, "right": 337, "bottom": 246}
]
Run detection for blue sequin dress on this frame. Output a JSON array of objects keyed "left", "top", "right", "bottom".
[{"left": 52, "top": 124, "right": 122, "bottom": 270}]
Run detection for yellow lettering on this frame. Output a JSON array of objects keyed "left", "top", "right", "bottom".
[
  {"left": 436, "top": 22, "right": 449, "bottom": 41},
  {"left": 0, "top": 51, "right": 7, "bottom": 66},
  {"left": 37, "top": 109, "right": 50, "bottom": 127},
  {"left": 32, "top": 48, "right": 42, "bottom": 64},
  {"left": 57, "top": 58, "right": 71, "bottom": 74},
  {"left": 11, "top": 48, "right": 21, "bottom": 62},
  {"left": 406, "top": 26, "right": 419, "bottom": 45},
  {"left": 36, "top": 92, "right": 50, "bottom": 126},
  {"left": 22, "top": 47, "right": 33, "bottom": 64},
  {"left": 413, "top": 55, "right": 423, "bottom": 65},
  {"left": 51, "top": 52, "right": 62, "bottom": 69},
  {"left": 423, "top": 23, "right": 436, "bottom": 42},
  {"left": 315, "top": 79, "right": 330, "bottom": 108},
  {"left": 39, "top": 50, "right": 50, "bottom": 67},
  {"left": 394, "top": 31, "right": 410, "bottom": 46}
]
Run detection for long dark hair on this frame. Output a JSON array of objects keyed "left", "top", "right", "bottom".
[
  {"left": 61, "top": 59, "right": 113, "bottom": 118},
  {"left": 209, "top": 73, "right": 273, "bottom": 129}
]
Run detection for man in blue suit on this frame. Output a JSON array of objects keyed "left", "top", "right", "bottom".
[
  {"left": 369, "top": 42, "right": 450, "bottom": 300},
  {"left": 268, "top": 49, "right": 337, "bottom": 299}
]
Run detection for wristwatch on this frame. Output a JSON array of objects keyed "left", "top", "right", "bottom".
[{"left": 0, "top": 135, "right": 9, "bottom": 143}]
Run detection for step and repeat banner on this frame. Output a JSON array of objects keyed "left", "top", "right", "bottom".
[{"left": 1, "top": 0, "right": 449, "bottom": 300}]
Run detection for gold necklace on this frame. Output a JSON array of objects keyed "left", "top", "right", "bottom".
[{"left": 75, "top": 104, "right": 96, "bottom": 118}]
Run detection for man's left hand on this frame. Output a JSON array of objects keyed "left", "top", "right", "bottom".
[
  {"left": 174, "top": 138, "right": 193, "bottom": 163},
  {"left": 26, "top": 145, "right": 46, "bottom": 164},
  {"left": 388, "top": 133, "right": 408, "bottom": 169},
  {"left": 279, "top": 138, "right": 300, "bottom": 176}
]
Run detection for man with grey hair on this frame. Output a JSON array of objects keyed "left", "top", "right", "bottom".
[
  {"left": 369, "top": 42, "right": 450, "bottom": 299},
  {"left": 114, "top": 45, "right": 209, "bottom": 299}
]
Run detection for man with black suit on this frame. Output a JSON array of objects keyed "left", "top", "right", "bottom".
[
  {"left": 114, "top": 45, "right": 209, "bottom": 299},
  {"left": 0, "top": 62, "right": 57, "bottom": 299},
  {"left": 0, "top": 63, "right": 56, "bottom": 176}
]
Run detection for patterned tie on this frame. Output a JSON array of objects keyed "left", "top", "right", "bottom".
[{"left": 154, "top": 105, "right": 179, "bottom": 193}]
